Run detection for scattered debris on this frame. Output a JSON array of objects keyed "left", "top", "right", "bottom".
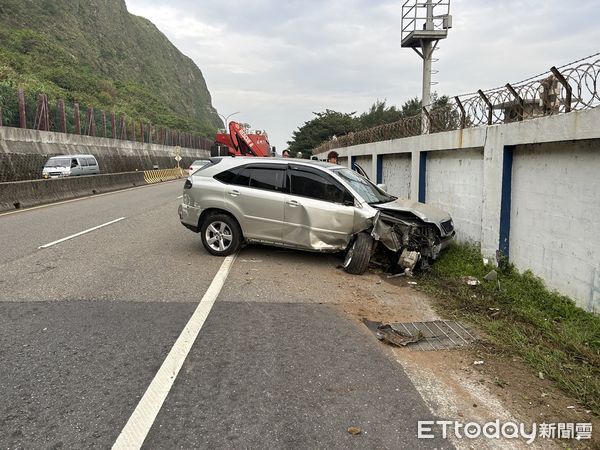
[
  {"left": 474, "top": 360, "right": 485, "bottom": 365},
  {"left": 538, "top": 372, "right": 545, "bottom": 380},
  {"left": 488, "top": 308, "right": 501, "bottom": 318},
  {"left": 461, "top": 276, "right": 481, "bottom": 286},
  {"left": 376, "top": 324, "right": 424, "bottom": 347},
  {"left": 347, "top": 426, "right": 362, "bottom": 435},
  {"left": 387, "top": 272, "right": 406, "bottom": 279},
  {"left": 407, "top": 281, "right": 418, "bottom": 285},
  {"left": 484, "top": 270, "right": 498, "bottom": 281},
  {"left": 493, "top": 377, "right": 508, "bottom": 388},
  {"left": 567, "top": 406, "right": 576, "bottom": 409}
]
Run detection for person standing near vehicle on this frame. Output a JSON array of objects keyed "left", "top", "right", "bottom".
[{"left": 327, "top": 151, "right": 339, "bottom": 164}]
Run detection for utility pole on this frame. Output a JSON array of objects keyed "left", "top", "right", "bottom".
[{"left": 401, "top": 0, "right": 452, "bottom": 133}]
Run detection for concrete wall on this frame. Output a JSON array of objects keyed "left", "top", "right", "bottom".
[
  {"left": 0, "top": 127, "right": 210, "bottom": 182},
  {"left": 426, "top": 148, "right": 484, "bottom": 243},
  {"left": 354, "top": 155, "right": 372, "bottom": 178},
  {"left": 0, "top": 172, "right": 146, "bottom": 212},
  {"left": 0, "top": 168, "right": 185, "bottom": 212},
  {"left": 315, "top": 108, "right": 600, "bottom": 312},
  {"left": 510, "top": 140, "right": 600, "bottom": 312},
  {"left": 381, "top": 153, "right": 411, "bottom": 198}
]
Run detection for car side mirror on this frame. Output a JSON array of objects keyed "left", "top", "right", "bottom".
[{"left": 376, "top": 183, "right": 387, "bottom": 192}]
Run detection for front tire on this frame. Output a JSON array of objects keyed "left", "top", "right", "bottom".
[
  {"left": 200, "top": 214, "right": 242, "bottom": 256},
  {"left": 343, "top": 232, "right": 373, "bottom": 275}
]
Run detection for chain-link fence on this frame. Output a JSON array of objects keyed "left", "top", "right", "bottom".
[
  {"left": 314, "top": 54, "right": 600, "bottom": 154},
  {"left": 0, "top": 86, "right": 214, "bottom": 150}
]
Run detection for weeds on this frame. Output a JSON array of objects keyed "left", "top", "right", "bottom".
[{"left": 419, "top": 244, "right": 600, "bottom": 415}]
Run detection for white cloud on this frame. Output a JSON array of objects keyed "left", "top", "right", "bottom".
[{"left": 125, "top": 0, "right": 600, "bottom": 150}]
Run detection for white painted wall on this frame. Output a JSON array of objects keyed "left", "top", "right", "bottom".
[
  {"left": 426, "top": 149, "right": 484, "bottom": 243},
  {"left": 354, "top": 155, "right": 372, "bottom": 177},
  {"left": 315, "top": 108, "right": 600, "bottom": 311},
  {"left": 382, "top": 153, "right": 411, "bottom": 198},
  {"left": 510, "top": 141, "right": 600, "bottom": 312}
]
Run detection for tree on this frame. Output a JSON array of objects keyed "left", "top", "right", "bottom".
[
  {"left": 357, "top": 99, "right": 403, "bottom": 129},
  {"left": 287, "top": 109, "right": 358, "bottom": 155},
  {"left": 289, "top": 93, "right": 458, "bottom": 153}
]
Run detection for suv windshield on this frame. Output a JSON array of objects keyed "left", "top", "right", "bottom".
[
  {"left": 45, "top": 158, "right": 71, "bottom": 168},
  {"left": 334, "top": 168, "right": 396, "bottom": 204}
]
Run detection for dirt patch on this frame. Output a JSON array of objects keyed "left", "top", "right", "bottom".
[{"left": 337, "top": 268, "right": 599, "bottom": 449}]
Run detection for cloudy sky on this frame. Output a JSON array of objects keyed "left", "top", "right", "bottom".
[{"left": 125, "top": 0, "right": 600, "bottom": 151}]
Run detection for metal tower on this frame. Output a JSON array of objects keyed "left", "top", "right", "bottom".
[{"left": 401, "top": 0, "right": 452, "bottom": 133}]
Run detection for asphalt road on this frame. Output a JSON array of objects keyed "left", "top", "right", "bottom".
[{"left": 0, "top": 181, "right": 451, "bottom": 449}]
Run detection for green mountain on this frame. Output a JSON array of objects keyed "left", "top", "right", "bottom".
[{"left": 0, "top": 0, "right": 222, "bottom": 137}]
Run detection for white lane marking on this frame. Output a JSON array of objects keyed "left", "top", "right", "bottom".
[
  {"left": 0, "top": 180, "right": 182, "bottom": 217},
  {"left": 38, "top": 217, "right": 126, "bottom": 249},
  {"left": 177, "top": 195, "right": 183, "bottom": 199},
  {"left": 112, "top": 254, "right": 237, "bottom": 450}
]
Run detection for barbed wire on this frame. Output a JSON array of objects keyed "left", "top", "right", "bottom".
[{"left": 314, "top": 53, "right": 600, "bottom": 155}]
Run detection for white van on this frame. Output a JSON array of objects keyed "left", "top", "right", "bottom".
[{"left": 42, "top": 155, "right": 100, "bottom": 178}]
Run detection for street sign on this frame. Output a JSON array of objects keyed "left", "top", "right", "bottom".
[{"left": 174, "top": 155, "right": 182, "bottom": 162}]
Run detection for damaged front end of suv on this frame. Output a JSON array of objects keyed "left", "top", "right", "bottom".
[
  {"left": 369, "top": 201, "right": 455, "bottom": 275},
  {"left": 334, "top": 167, "right": 455, "bottom": 275}
]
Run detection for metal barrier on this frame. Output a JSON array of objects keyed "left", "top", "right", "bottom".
[{"left": 143, "top": 168, "right": 186, "bottom": 184}]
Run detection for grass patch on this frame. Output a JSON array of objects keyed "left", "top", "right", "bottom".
[{"left": 419, "top": 244, "right": 600, "bottom": 414}]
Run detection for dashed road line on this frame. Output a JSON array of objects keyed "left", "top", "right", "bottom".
[
  {"left": 112, "top": 253, "right": 237, "bottom": 450},
  {"left": 38, "top": 217, "right": 126, "bottom": 249}
]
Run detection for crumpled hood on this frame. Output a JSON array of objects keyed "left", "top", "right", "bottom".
[{"left": 373, "top": 198, "right": 451, "bottom": 224}]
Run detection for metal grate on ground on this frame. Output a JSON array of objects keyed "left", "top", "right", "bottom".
[
  {"left": 363, "top": 319, "right": 478, "bottom": 351},
  {"left": 391, "top": 320, "right": 477, "bottom": 351}
]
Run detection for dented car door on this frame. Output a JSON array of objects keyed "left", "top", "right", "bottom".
[{"left": 282, "top": 165, "right": 356, "bottom": 250}]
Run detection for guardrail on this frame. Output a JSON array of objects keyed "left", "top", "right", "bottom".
[
  {"left": 143, "top": 168, "right": 186, "bottom": 184},
  {"left": 314, "top": 54, "right": 600, "bottom": 154}
]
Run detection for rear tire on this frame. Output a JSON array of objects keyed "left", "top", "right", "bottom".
[
  {"left": 200, "top": 214, "right": 242, "bottom": 256},
  {"left": 343, "top": 232, "right": 373, "bottom": 275}
]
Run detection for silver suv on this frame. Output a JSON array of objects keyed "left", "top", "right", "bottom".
[{"left": 179, "top": 157, "right": 455, "bottom": 274}]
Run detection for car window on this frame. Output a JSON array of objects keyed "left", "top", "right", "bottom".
[
  {"left": 334, "top": 168, "right": 396, "bottom": 204},
  {"left": 214, "top": 169, "right": 237, "bottom": 184},
  {"left": 233, "top": 168, "right": 251, "bottom": 186},
  {"left": 79, "top": 158, "right": 88, "bottom": 166},
  {"left": 289, "top": 169, "right": 347, "bottom": 203},
  {"left": 87, "top": 158, "right": 97, "bottom": 166},
  {"left": 45, "top": 158, "right": 71, "bottom": 167},
  {"left": 248, "top": 168, "right": 285, "bottom": 192}
]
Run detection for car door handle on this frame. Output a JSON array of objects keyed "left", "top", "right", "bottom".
[
  {"left": 286, "top": 200, "right": 300, "bottom": 207},
  {"left": 228, "top": 189, "right": 241, "bottom": 197}
]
